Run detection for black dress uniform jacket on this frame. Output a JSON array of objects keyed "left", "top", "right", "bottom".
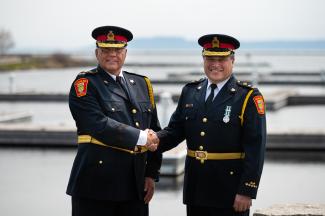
[
  {"left": 66, "top": 66, "right": 162, "bottom": 201},
  {"left": 157, "top": 75, "right": 266, "bottom": 208}
]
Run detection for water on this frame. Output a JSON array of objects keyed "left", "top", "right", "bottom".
[{"left": 0, "top": 148, "right": 324, "bottom": 216}]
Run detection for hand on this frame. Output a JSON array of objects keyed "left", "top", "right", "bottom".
[
  {"left": 144, "top": 177, "right": 155, "bottom": 204},
  {"left": 144, "top": 129, "right": 159, "bottom": 151},
  {"left": 233, "top": 194, "right": 252, "bottom": 212}
]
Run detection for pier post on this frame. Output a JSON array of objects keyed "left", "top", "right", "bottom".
[{"left": 159, "top": 91, "right": 173, "bottom": 127}]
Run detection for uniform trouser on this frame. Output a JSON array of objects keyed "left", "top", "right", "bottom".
[
  {"left": 72, "top": 196, "right": 148, "bottom": 216},
  {"left": 187, "top": 205, "right": 249, "bottom": 216}
]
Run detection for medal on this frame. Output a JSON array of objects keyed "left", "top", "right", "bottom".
[{"left": 223, "top": 106, "right": 232, "bottom": 123}]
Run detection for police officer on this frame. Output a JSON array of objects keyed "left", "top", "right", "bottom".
[
  {"left": 66, "top": 26, "right": 162, "bottom": 216},
  {"left": 156, "top": 34, "right": 266, "bottom": 216}
]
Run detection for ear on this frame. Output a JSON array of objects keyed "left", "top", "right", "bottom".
[
  {"left": 231, "top": 55, "right": 235, "bottom": 64},
  {"left": 95, "top": 48, "right": 99, "bottom": 58}
]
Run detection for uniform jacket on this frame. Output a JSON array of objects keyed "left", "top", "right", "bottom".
[
  {"left": 66, "top": 66, "right": 162, "bottom": 201},
  {"left": 157, "top": 75, "right": 266, "bottom": 208}
]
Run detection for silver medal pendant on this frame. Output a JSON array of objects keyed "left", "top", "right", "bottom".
[
  {"left": 223, "top": 116, "right": 230, "bottom": 123},
  {"left": 223, "top": 106, "right": 232, "bottom": 123}
]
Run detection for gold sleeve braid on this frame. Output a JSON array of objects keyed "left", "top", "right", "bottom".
[{"left": 144, "top": 77, "right": 155, "bottom": 109}]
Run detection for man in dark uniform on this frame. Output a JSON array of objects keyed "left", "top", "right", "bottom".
[
  {"left": 66, "top": 26, "right": 162, "bottom": 216},
  {"left": 155, "top": 34, "right": 266, "bottom": 216}
]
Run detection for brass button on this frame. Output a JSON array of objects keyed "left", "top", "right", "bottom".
[
  {"left": 111, "top": 108, "right": 115, "bottom": 112},
  {"left": 135, "top": 122, "right": 140, "bottom": 127},
  {"left": 99, "top": 160, "right": 103, "bottom": 164},
  {"left": 200, "top": 131, "right": 205, "bottom": 136},
  {"left": 230, "top": 171, "right": 234, "bottom": 175},
  {"left": 148, "top": 108, "right": 151, "bottom": 112},
  {"left": 202, "top": 118, "right": 208, "bottom": 123},
  {"left": 199, "top": 146, "right": 204, "bottom": 150},
  {"left": 132, "top": 109, "right": 137, "bottom": 114}
]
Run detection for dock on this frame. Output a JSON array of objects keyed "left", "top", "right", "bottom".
[{"left": 0, "top": 124, "right": 325, "bottom": 175}]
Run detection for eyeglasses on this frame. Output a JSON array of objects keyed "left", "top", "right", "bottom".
[{"left": 98, "top": 48, "right": 125, "bottom": 55}]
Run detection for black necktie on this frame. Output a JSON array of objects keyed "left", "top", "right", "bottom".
[
  {"left": 206, "top": 84, "right": 217, "bottom": 107},
  {"left": 116, "top": 76, "right": 130, "bottom": 99}
]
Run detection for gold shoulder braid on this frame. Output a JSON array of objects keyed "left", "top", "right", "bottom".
[
  {"left": 239, "top": 89, "right": 254, "bottom": 126},
  {"left": 144, "top": 77, "right": 155, "bottom": 109}
]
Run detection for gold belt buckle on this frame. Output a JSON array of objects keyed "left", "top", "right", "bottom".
[{"left": 195, "top": 151, "right": 208, "bottom": 163}]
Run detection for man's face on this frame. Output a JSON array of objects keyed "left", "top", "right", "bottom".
[
  {"left": 203, "top": 55, "right": 234, "bottom": 83},
  {"left": 95, "top": 47, "right": 127, "bottom": 75}
]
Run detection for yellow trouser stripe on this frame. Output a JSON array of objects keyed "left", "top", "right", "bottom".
[
  {"left": 78, "top": 135, "right": 147, "bottom": 154},
  {"left": 187, "top": 149, "right": 245, "bottom": 160}
]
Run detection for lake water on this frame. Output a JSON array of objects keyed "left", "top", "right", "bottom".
[
  {"left": 0, "top": 50, "right": 325, "bottom": 215},
  {"left": 0, "top": 148, "right": 325, "bottom": 216}
]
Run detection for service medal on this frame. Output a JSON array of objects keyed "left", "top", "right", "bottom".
[{"left": 223, "top": 106, "right": 232, "bottom": 123}]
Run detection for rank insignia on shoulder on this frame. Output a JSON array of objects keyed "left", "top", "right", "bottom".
[
  {"left": 74, "top": 78, "right": 89, "bottom": 97},
  {"left": 253, "top": 95, "right": 265, "bottom": 114}
]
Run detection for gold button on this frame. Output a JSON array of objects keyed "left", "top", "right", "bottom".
[
  {"left": 99, "top": 160, "right": 103, "bottom": 164},
  {"left": 202, "top": 118, "right": 207, "bottom": 123},
  {"left": 132, "top": 109, "right": 137, "bottom": 114},
  {"left": 230, "top": 171, "right": 234, "bottom": 175},
  {"left": 200, "top": 131, "right": 205, "bottom": 136},
  {"left": 148, "top": 108, "right": 151, "bottom": 112},
  {"left": 199, "top": 146, "right": 204, "bottom": 150},
  {"left": 135, "top": 122, "right": 140, "bottom": 127},
  {"left": 111, "top": 108, "right": 115, "bottom": 111}
]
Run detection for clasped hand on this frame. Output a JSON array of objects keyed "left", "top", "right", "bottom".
[{"left": 144, "top": 129, "right": 159, "bottom": 151}]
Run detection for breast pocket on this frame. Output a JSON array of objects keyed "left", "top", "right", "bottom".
[
  {"left": 104, "top": 101, "right": 124, "bottom": 117},
  {"left": 139, "top": 102, "right": 153, "bottom": 127}
]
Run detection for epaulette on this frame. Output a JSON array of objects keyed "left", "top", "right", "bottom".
[
  {"left": 78, "top": 69, "right": 98, "bottom": 76},
  {"left": 236, "top": 80, "right": 254, "bottom": 89},
  {"left": 185, "top": 77, "right": 206, "bottom": 86},
  {"left": 123, "top": 71, "right": 144, "bottom": 77}
]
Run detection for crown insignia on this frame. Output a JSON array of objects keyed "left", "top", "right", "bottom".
[
  {"left": 107, "top": 31, "right": 115, "bottom": 41},
  {"left": 212, "top": 37, "right": 220, "bottom": 48}
]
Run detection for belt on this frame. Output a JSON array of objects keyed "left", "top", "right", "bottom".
[
  {"left": 78, "top": 135, "right": 148, "bottom": 154},
  {"left": 187, "top": 149, "right": 245, "bottom": 163}
]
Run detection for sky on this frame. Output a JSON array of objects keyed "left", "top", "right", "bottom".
[{"left": 1, "top": 0, "right": 325, "bottom": 52}]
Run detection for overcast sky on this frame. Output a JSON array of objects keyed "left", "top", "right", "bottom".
[{"left": 1, "top": 0, "right": 325, "bottom": 51}]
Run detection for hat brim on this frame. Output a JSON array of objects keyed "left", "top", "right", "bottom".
[
  {"left": 202, "top": 50, "right": 232, "bottom": 56},
  {"left": 97, "top": 42, "right": 126, "bottom": 48}
]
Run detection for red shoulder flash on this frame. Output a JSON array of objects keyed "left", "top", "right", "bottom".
[
  {"left": 74, "top": 78, "right": 89, "bottom": 97},
  {"left": 253, "top": 95, "right": 265, "bottom": 114}
]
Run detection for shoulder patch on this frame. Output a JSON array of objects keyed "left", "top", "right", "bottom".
[
  {"left": 253, "top": 95, "right": 265, "bottom": 115},
  {"left": 237, "top": 80, "right": 254, "bottom": 89},
  {"left": 74, "top": 78, "right": 89, "bottom": 97}
]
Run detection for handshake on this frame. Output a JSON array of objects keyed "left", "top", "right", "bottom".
[{"left": 144, "top": 129, "right": 160, "bottom": 152}]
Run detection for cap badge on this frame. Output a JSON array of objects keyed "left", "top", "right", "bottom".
[
  {"left": 107, "top": 31, "right": 115, "bottom": 41},
  {"left": 212, "top": 37, "right": 220, "bottom": 48},
  {"left": 223, "top": 105, "right": 231, "bottom": 123}
]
